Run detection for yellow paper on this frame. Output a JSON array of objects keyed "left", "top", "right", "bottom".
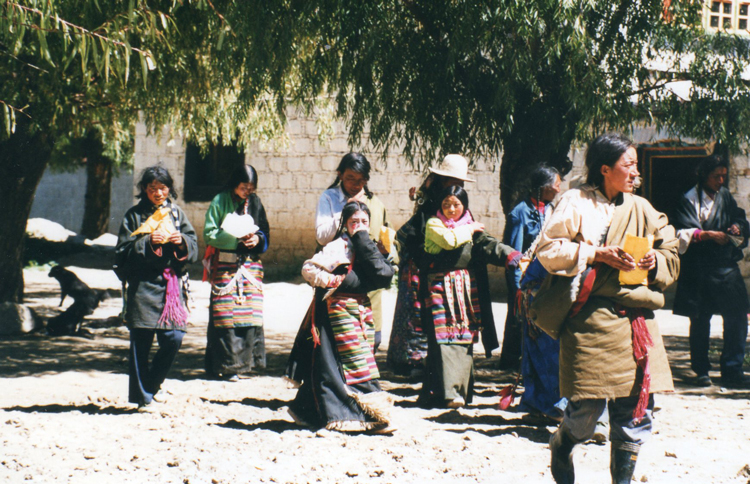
[
  {"left": 619, "top": 234, "right": 653, "bottom": 286},
  {"left": 131, "top": 207, "right": 176, "bottom": 244},
  {"left": 379, "top": 226, "right": 396, "bottom": 253},
  {"left": 518, "top": 254, "right": 532, "bottom": 274}
]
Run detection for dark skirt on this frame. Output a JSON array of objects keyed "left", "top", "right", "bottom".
[
  {"left": 498, "top": 270, "right": 523, "bottom": 367},
  {"left": 386, "top": 260, "right": 428, "bottom": 375},
  {"left": 286, "top": 295, "right": 391, "bottom": 432},
  {"left": 205, "top": 313, "right": 266, "bottom": 376},
  {"left": 420, "top": 269, "right": 479, "bottom": 407},
  {"left": 421, "top": 343, "right": 474, "bottom": 406}
]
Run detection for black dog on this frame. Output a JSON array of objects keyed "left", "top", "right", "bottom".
[
  {"left": 47, "top": 302, "right": 91, "bottom": 336},
  {"left": 47, "top": 266, "right": 107, "bottom": 336}
]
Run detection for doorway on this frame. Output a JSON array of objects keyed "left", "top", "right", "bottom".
[{"left": 638, "top": 143, "right": 712, "bottom": 220}]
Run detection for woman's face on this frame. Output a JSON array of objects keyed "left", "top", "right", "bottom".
[
  {"left": 540, "top": 174, "right": 562, "bottom": 203},
  {"left": 146, "top": 180, "right": 170, "bottom": 206},
  {"left": 345, "top": 210, "right": 370, "bottom": 235},
  {"left": 601, "top": 147, "right": 639, "bottom": 198},
  {"left": 704, "top": 166, "right": 727, "bottom": 194},
  {"left": 441, "top": 195, "right": 465, "bottom": 222},
  {"left": 339, "top": 169, "right": 367, "bottom": 197},
  {"left": 234, "top": 182, "right": 256, "bottom": 200}
]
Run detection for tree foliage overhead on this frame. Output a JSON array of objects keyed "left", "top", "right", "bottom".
[
  {"left": 3, "top": 0, "right": 750, "bottom": 303},
  {"left": 5, "top": 1, "right": 750, "bottom": 163}
]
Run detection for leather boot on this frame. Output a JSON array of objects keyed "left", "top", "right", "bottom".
[
  {"left": 610, "top": 441, "right": 640, "bottom": 484},
  {"left": 550, "top": 426, "right": 577, "bottom": 484}
]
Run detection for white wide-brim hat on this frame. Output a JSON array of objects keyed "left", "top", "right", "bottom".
[{"left": 429, "top": 154, "right": 475, "bottom": 182}]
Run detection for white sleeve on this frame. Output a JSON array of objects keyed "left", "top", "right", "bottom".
[
  {"left": 301, "top": 260, "right": 335, "bottom": 288},
  {"left": 315, "top": 191, "right": 340, "bottom": 246},
  {"left": 677, "top": 228, "right": 698, "bottom": 255}
]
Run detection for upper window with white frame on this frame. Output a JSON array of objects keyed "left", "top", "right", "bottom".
[{"left": 705, "top": 0, "right": 750, "bottom": 34}]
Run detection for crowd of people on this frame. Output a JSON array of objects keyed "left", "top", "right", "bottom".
[{"left": 112, "top": 133, "right": 748, "bottom": 483}]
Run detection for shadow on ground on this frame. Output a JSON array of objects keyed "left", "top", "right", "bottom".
[{"left": 3, "top": 403, "right": 138, "bottom": 415}]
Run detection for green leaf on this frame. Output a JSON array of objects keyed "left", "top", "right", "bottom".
[
  {"left": 140, "top": 52, "right": 149, "bottom": 88},
  {"left": 104, "top": 45, "right": 111, "bottom": 82},
  {"left": 217, "top": 27, "right": 226, "bottom": 50}
]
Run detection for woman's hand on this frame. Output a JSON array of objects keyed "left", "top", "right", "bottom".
[
  {"left": 168, "top": 231, "right": 183, "bottom": 245},
  {"left": 727, "top": 224, "right": 741, "bottom": 236},
  {"left": 328, "top": 274, "right": 346, "bottom": 288},
  {"left": 637, "top": 249, "right": 656, "bottom": 271},
  {"left": 470, "top": 222, "right": 485, "bottom": 234},
  {"left": 242, "top": 234, "right": 260, "bottom": 248},
  {"left": 594, "top": 246, "right": 636, "bottom": 271},
  {"left": 348, "top": 224, "right": 368, "bottom": 235},
  {"left": 151, "top": 231, "right": 166, "bottom": 244},
  {"left": 703, "top": 230, "right": 730, "bottom": 245}
]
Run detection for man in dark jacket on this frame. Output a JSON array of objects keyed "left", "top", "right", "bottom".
[{"left": 673, "top": 155, "right": 749, "bottom": 388}]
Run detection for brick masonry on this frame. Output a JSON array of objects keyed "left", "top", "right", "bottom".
[{"left": 133, "top": 118, "right": 750, "bottom": 287}]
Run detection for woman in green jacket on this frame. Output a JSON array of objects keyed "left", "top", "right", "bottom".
[{"left": 203, "top": 165, "right": 270, "bottom": 380}]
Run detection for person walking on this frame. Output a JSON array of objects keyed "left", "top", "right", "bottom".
[
  {"left": 419, "top": 185, "right": 519, "bottom": 408},
  {"left": 387, "top": 155, "right": 503, "bottom": 378},
  {"left": 535, "top": 134, "right": 679, "bottom": 483},
  {"left": 115, "top": 166, "right": 198, "bottom": 411},
  {"left": 286, "top": 201, "right": 396, "bottom": 433},
  {"left": 504, "top": 165, "right": 567, "bottom": 421}
]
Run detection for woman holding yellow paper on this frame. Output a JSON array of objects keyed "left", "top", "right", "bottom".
[
  {"left": 203, "top": 164, "right": 270, "bottom": 381},
  {"left": 535, "top": 134, "right": 679, "bottom": 484},
  {"left": 115, "top": 166, "right": 198, "bottom": 411}
]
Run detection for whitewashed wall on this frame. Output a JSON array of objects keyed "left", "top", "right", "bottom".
[
  {"left": 133, "top": 114, "right": 507, "bottom": 282},
  {"left": 133, "top": 119, "right": 750, "bottom": 286}
]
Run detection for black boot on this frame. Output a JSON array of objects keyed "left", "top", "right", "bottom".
[
  {"left": 610, "top": 441, "right": 640, "bottom": 484},
  {"left": 550, "top": 426, "right": 577, "bottom": 484}
]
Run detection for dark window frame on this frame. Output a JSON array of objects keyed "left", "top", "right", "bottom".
[{"left": 183, "top": 141, "right": 246, "bottom": 202}]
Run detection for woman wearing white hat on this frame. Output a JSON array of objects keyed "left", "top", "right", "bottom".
[{"left": 387, "top": 155, "right": 511, "bottom": 385}]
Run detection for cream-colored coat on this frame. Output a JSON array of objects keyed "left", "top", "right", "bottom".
[{"left": 536, "top": 187, "right": 679, "bottom": 400}]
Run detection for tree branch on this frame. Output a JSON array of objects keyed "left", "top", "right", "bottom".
[
  {"left": 0, "top": 100, "right": 32, "bottom": 118},
  {"left": 6, "top": 3, "right": 152, "bottom": 56},
  {"left": 594, "top": 0, "right": 631, "bottom": 65},
  {"left": 0, "top": 42, "right": 49, "bottom": 73}
]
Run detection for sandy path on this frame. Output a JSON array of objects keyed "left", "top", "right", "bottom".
[{"left": 0, "top": 266, "right": 748, "bottom": 484}]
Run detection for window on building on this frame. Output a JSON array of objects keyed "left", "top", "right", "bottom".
[
  {"left": 705, "top": 0, "right": 750, "bottom": 34},
  {"left": 183, "top": 141, "right": 245, "bottom": 202}
]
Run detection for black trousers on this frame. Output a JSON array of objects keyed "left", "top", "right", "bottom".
[
  {"left": 129, "top": 327, "right": 184, "bottom": 405},
  {"left": 690, "top": 308, "right": 747, "bottom": 379}
]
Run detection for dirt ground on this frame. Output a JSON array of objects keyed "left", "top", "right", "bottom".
[{"left": 1, "top": 264, "right": 749, "bottom": 484}]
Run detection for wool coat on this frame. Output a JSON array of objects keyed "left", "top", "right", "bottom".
[
  {"left": 536, "top": 189, "right": 679, "bottom": 400},
  {"left": 672, "top": 186, "right": 749, "bottom": 318},
  {"left": 115, "top": 199, "right": 199, "bottom": 330}
]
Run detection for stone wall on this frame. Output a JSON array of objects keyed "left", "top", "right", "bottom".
[
  {"left": 133, "top": 120, "right": 750, "bottom": 286},
  {"left": 134, "top": 114, "right": 509, "bottom": 283}
]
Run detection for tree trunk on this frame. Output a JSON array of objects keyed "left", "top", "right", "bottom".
[
  {"left": 81, "top": 153, "right": 114, "bottom": 239},
  {"left": 496, "top": 97, "right": 577, "bottom": 367},
  {"left": 0, "top": 123, "right": 54, "bottom": 303}
]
